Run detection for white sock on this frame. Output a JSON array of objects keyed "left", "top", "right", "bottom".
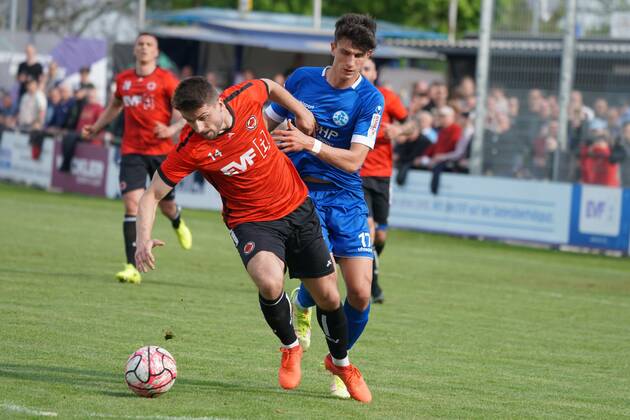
[
  {"left": 281, "top": 339, "right": 300, "bottom": 349},
  {"left": 332, "top": 355, "right": 350, "bottom": 367}
]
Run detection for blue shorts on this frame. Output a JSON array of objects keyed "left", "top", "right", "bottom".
[{"left": 307, "top": 183, "right": 373, "bottom": 259}]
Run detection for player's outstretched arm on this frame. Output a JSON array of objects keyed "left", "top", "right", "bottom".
[
  {"left": 135, "top": 173, "right": 172, "bottom": 272},
  {"left": 81, "top": 93, "right": 124, "bottom": 139},
  {"left": 261, "top": 78, "right": 315, "bottom": 136},
  {"left": 272, "top": 121, "right": 371, "bottom": 173},
  {"left": 154, "top": 109, "right": 186, "bottom": 139}
]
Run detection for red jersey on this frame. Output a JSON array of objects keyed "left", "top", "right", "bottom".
[
  {"left": 361, "top": 86, "right": 407, "bottom": 177},
  {"left": 158, "top": 80, "right": 309, "bottom": 229},
  {"left": 115, "top": 67, "right": 179, "bottom": 156}
]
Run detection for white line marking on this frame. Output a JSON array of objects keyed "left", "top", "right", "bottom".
[{"left": 1, "top": 403, "right": 58, "bottom": 417}]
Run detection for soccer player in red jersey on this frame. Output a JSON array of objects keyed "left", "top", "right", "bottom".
[
  {"left": 82, "top": 33, "right": 191, "bottom": 284},
  {"left": 360, "top": 58, "right": 408, "bottom": 303},
  {"left": 134, "top": 76, "right": 372, "bottom": 403}
]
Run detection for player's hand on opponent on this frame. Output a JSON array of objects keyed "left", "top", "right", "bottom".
[
  {"left": 272, "top": 120, "right": 316, "bottom": 153},
  {"left": 154, "top": 122, "right": 175, "bottom": 139},
  {"left": 135, "top": 239, "right": 165, "bottom": 272},
  {"left": 294, "top": 109, "right": 317, "bottom": 136},
  {"left": 81, "top": 125, "right": 96, "bottom": 139}
]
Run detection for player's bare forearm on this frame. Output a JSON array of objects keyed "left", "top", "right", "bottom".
[
  {"left": 92, "top": 95, "right": 124, "bottom": 133},
  {"left": 316, "top": 142, "right": 370, "bottom": 173},
  {"left": 273, "top": 124, "right": 369, "bottom": 173},
  {"left": 135, "top": 174, "right": 171, "bottom": 271},
  {"left": 264, "top": 114, "right": 281, "bottom": 132},
  {"left": 169, "top": 110, "right": 186, "bottom": 132},
  {"left": 263, "top": 78, "right": 315, "bottom": 135}
]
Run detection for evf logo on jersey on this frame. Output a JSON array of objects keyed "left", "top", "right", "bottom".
[
  {"left": 123, "top": 94, "right": 155, "bottom": 110},
  {"left": 123, "top": 95, "right": 142, "bottom": 107},
  {"left": 221, "top": 148, "right": 257, "bottom": 176}
]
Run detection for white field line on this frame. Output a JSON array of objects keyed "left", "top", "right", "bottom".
[
  {"left": 0, "top": 403, "right": 58, "bottom": 417},
  {"left": 1, "top": 403, "right": 232, "bottom": 420}
]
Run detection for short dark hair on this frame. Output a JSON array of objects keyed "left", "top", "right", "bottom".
[
  {"left": 334, "top": 13, "right": 377, "bottom": 52},
  {"left": 136, "top": 32, "right": 159, "bottom": 47},
  {"left": 172, "top": 76, "right": 219, "bottom": 112}
]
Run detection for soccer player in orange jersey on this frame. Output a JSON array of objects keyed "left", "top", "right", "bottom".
[
  {"left": 82, "top": 33, "right": 191, "bottom": 284},
  {"left": 134, "top": 76, "right": 372, "bottom": 402},
  {"left": 360, "top": 58, "right": 408, "bottom": 303}
]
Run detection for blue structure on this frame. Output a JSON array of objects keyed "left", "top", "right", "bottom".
[{"left": 146, "top": 7, "right": 445, "bottom": 82}]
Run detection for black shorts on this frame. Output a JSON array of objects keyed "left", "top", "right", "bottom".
[
  {"left": 362, "top": 176, "right": 391, "bottom": 227},
  {"left": 229, "top": 198, "right": 334, "bottom": 279},
  {"left": 119, "top": 154, "right": 175, "bottom": 200}
]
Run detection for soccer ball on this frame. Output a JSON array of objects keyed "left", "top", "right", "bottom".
[{"left": 125, "top": 346, "right": 177, "bottom": 397}]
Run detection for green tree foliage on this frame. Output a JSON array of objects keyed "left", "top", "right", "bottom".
[{"left": 148, "top": 0, "right": 481, "bottom": 35}]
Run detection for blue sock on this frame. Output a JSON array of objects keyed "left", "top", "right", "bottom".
[
  {"left": 296, "top": 283, "right": 316, "bottom": 308},
  {"left": 343, "top": 299, "right": 370, "bottom": 350}
]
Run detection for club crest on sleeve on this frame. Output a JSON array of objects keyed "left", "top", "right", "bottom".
[
  {"left": 243, "top": 241, "right": 256, "bottom": 255},
  {"left": 246, "top": 115, "right": 257, "bottom": 130}
]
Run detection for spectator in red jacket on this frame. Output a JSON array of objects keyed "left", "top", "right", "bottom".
[
  {"left": 580, "top": 133, "right": 620, "bottom": 187},
  {"left": 419, "top": 106, "right": 462, "bottom": 165},
  {"left": 76, "top": 88, "right": 105, "bottom": 145}
]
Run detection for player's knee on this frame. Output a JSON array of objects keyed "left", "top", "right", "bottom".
[
  {"left": 346, "top": 287, "right": 371, "bottom": 311},
  {"left": 315, "top": 277, "right": 341, "bottom": 310},
  {"left": 257, "top": 279, "right": 284, "bottom": 301}
]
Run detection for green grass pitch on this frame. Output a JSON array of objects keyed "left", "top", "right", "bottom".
[{"left": 1, "top": 182, "right": 629, "bottom": 419}]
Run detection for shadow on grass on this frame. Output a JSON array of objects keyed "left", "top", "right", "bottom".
[
  {"left": 0, "top": 267, "right": 210, "bottom": 290},
  {"left": 0, "top": 267, "right": 103, "bottom": 281},
  {"left": 177, "top": 377, "right": 326, "bottom": 400},
  {"left": 0, "top": 363, "right": 327, "bottom": 401},
  {"left": 0, "top": 363, "right": 120, "bottom": 385},
  {"left": 100, "top": 390, "right": 137, "bottom": 398}
]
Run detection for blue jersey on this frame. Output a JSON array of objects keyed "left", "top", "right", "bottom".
[{"left": 265, "top": 66, "right": 384, "bottom": 194}]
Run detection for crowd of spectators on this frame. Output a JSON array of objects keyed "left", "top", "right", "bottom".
[
  {"left": 0, "top": 44, "right": 107, "bottom": 166},
  {"left": 379, "top": 75, "right": 630, "bottom": 188},
  {"left": 2, "top": 42, "right": 630, "bottom": 187}
]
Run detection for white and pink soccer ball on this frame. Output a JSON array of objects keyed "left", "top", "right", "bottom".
[{"left": 125, "top": 346, "right": 177, "bottom": 397}]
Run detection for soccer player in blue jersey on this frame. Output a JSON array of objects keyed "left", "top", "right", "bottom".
[{"left": 265, "top": 13, "right": 384, "bottom": 399}]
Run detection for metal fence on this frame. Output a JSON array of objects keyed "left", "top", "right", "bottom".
[{"left": 472, "top": 0, "right": 630, "bottom": 187}]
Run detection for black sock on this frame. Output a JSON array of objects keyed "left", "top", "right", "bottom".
[
  {"left": 123, "top": 215, "right": 136, "bottom": 265},
  {"left": 259, "top": 292, "right": 297, "bottom": 346},
  {"left": 371, "top": 247, "right": 382, "bottom": 298},
  {"left": 170, "top": 206, "right": 181, "bottom": 229},
  {"left": 316, "top": 304, "right": 348, "bottom": 360}
]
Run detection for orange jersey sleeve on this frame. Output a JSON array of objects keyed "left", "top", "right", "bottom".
[{"left": 157, "top": 133, "right": 197, "bottom": 187}]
